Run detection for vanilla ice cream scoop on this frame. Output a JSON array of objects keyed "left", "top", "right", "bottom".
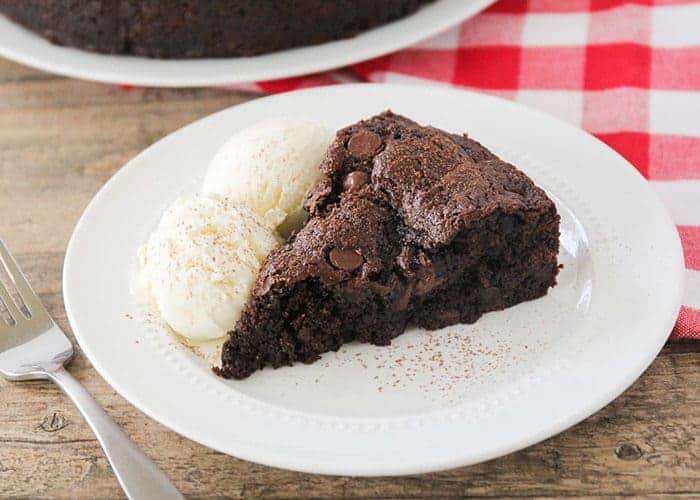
[
  {"left": 203, "top": 118, "right": 333, "bottom": 237},
  {"left": 137, "top": 193, "right": 279, "bottom": 341}
]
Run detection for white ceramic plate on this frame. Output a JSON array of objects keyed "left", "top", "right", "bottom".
[
  {"left": 63, "top": 84, "right": 684, "bottom": 476},
  {"left": 0, "top": 1, "right": 494, "bottom": 87}
]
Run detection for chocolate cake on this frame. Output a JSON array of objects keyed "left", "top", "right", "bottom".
[
  {"left": 0, "top": 1, "right": 432, "bottom": 58},
  {"left": 218, "top": 112, "right": 560, "bottom": 379}
]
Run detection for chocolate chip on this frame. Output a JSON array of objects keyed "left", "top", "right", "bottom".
[
  {"left": 347, "top": 130, "right": 382, "bottom": 158},
  {"left": 328, "top": 248, "right": 364, "bottom": 271},
  {"left": 343, "top": 171, "right": 370, "bottom": 191}
]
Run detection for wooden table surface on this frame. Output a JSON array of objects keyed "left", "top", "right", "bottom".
[{"left": 0, "top": 58, "right": 697, "bottom": 499}]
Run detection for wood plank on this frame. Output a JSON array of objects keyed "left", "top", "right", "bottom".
[
  {"left": 0, "top": 348, "right": 697, "bottom": 498},
  {"left": 0, "top": 59, "right": 697, "bottom": 499}
]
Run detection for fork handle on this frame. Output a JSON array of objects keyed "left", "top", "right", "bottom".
[{"left": 47, "top": 366, "right": 184, "bottom": 500}]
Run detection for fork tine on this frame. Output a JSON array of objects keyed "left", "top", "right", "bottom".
[
  {"left": 0, "top": 237, "right": 45, "bottom": 315},
  {"left": 0, "top": 279, "right": 22, "bottom": 322}
]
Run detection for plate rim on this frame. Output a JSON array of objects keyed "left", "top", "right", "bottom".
[
  {"left": 0, "top": 0, "right": 495, "bottom": 87},
  {"left": 62, "top": 83, "right": 685, "bottom": 475}
]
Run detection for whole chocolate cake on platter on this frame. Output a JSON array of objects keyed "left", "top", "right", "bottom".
[{"left": 0, "top": 1, "right": 432, "bottom": 58}]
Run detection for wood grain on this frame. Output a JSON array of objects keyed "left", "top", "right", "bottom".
[{"left": 0, "top": 58, "right": 697, "bottom": 499}]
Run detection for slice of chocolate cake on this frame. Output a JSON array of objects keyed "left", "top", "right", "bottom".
[{"left": 218, "top": 112, "right": 560, "bottom": 379}]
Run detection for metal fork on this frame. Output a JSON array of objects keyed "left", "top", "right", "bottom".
[{"left": 0, "top": 238, "right": 183, "bottom": 500}]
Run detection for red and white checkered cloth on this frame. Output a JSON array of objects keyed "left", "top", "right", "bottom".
[{"left": 242, "top": 0, "right": 700, "bottom": 340}]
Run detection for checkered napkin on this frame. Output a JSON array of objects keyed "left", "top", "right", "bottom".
[{"left": 242, "top": 0, "right": 700, "bottom": 340}]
